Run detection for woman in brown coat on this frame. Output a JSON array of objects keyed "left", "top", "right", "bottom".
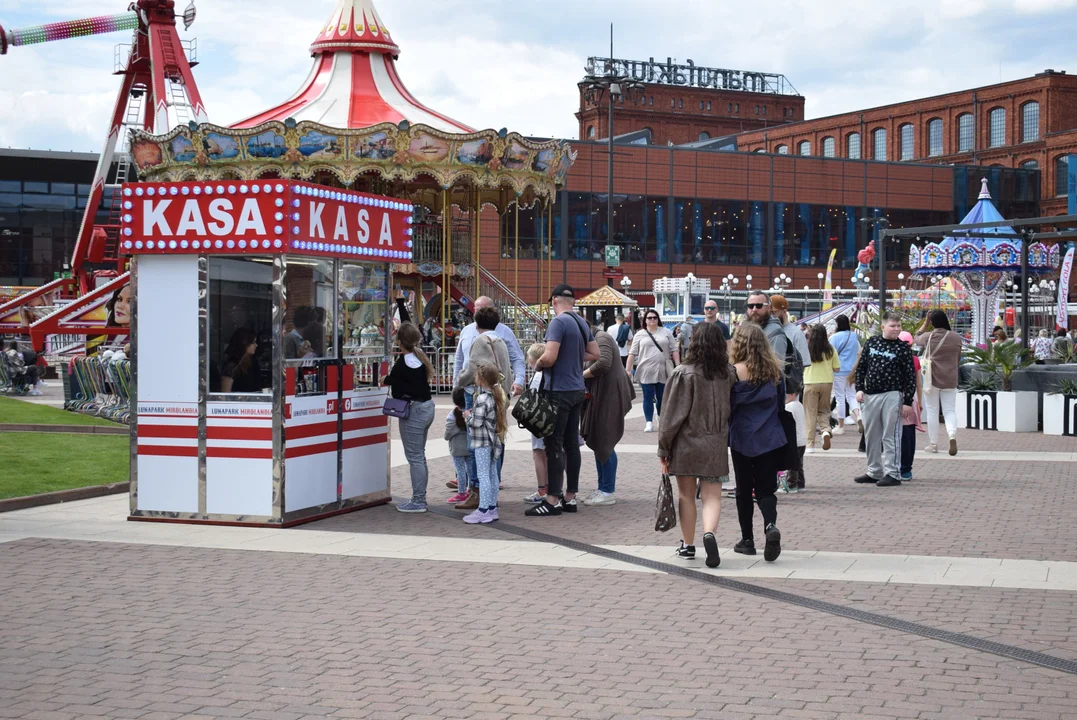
[
  {"left": 581, "top": 327, "right": 636, "bottom": 506},
  {"left": 658, "top": 322, "right": 733, "bottom": 568}
]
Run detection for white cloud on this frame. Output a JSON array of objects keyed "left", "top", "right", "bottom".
[{"left": 0, "top": 0, "right": 1074, "bottom": 152}]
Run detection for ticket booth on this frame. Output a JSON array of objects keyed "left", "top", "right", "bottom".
[{"left": 121, "top": 180, "right": 413, "bottom": 526}]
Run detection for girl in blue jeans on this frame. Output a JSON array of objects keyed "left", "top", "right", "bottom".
[{"left": 463, "top": 364, "right": 507, "bottom": 524}]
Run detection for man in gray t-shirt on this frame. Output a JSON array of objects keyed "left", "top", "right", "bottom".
[{"left": 526, "top": 284, "right": 599, "bottom": 518}]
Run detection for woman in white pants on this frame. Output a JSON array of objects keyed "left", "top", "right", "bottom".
[
  {"left": 829, "top": 314, "right": 861, "bottom": 433},
  {"left": 915, "top": 310, "right": 964, "bottom": 456}
]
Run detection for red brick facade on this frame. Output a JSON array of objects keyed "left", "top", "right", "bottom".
[
  {"left": 734, "top": 70, "right": 1077, "bottom": 215},
  {"left": 576, "top": 83, "right": 805, "bottom": 146}
]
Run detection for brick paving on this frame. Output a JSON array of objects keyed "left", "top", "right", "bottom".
[
  {"left": 746, "top": 579, "right": 1077, "bottom": 662},
  {"left": 3, "top": 538, "right": 1077, "bottom": 720}
]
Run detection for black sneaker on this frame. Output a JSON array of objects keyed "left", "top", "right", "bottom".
[
  {"left": 876, "top": 475, "right": 902, "bottom": 487},
  {"left": 560, "top": 496, "right": 578, "bottom": 513},
  {"left": 764, "top": 523, "right": 782, "bottom": 562},
  {"left": 675, "top": 541, "right": 695, "bottom": 559},
  {"left": 524, "top": 499, "right": 562, "bottom": 517},
  {"left": 853, "top": 474, "right": 877, "bottom": 484},
  {"left": 733, "top": 538, "right": 756, "bottom": 555},
  {"left": 703, "top": 533, "right": 720, "bottom": 568}
]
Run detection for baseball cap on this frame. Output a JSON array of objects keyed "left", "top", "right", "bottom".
[
  {"left": 770, "top": 295, "right": 789, "bottom": 312},
  {"left": 899, "top": 331, "right": 914, "bottom": 345},
  {"left": 549, "top": 284, "right": 575, "bottom": 301}
]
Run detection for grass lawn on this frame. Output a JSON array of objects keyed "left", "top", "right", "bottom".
[
  {"left": 0, "top": 396, "right": 123, "bottom": 427},
  {"left": 0, "top": 433, "right": 129, "bottom": 499}
]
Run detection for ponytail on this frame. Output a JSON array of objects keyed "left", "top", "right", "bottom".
[
  {"left": 492, "top": 385, "right": 508, "bottom": 443},
  {"left": 397, "top": 322, "right": 435, "bottom": 382}
]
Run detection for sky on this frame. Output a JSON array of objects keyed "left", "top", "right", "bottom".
[{"left": 1, "top": 0, "right": 1077, "bottom": 153}]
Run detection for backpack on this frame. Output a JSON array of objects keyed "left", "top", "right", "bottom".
[
  {"left": 615, "top": 322, "right": 630, "bottom": 348},
  {"left": 782, "top": 335, "right": 804, "bottom": 396}
]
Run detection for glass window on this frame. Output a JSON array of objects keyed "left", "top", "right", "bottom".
[
  {"left": 822, "top": 137, "right": 835, "bottom": 157},
  {"left": 873, "top": 128, "right": 887, "bottom": 161},
  {"left": 23, "top": 194, "right": 76, "bottom": 210},
  {"left": 762, "top": 106, "right": 767, "bottom": 115},
  {"left": 699, "top": 132, "right": 710, "bottom": 141},
  {"left": 847, "top": 132, "right": 861, "bottom": 159},
  {"left": 927, "top": 119, "right": 943, "bottom": 156},
  {"left": 678, "top": 98, "right": 683, "bottom": 108},
  {"left": 957, "top": 113, "right": 974, "bottom": 152},
  {"left": 1021, "top": 101, "right": 1040, "bottom": 142},
  {"left": 587, "top": 126, "right": 595, "bottom": 139},
  {"left": 567, "top": 192, "right": 591, "bottom": 260},
  {"left": 696, "top": 199, "right": 747, "bottom": 264},
  {"left": 1020, "top": 160, "right": 1039, "bottom": 169},
  {"left": 798, "top": 141, "right": 811, "bottom": 156},
  {"left": 339, "top": 262, "right": 388, "bottom": 359},
  {"left": 23, "top": 182, "right": 48, "bottom": 194},
  {"left": 776, "top": 144, "right": 788, "bottom": 155},
  {"left": 783, "top": 108, "right": 788, "bottom": 117},
  {"left": 76, "top": 183, "right": 94, "bottom": 196},
  {"left": 51, "top": 183, "right": 76, "bottom": 195},
  {"left": 728, "top": 103, "right": 733, "bottom": 112},
  {"left": 612, "top": 193, "right": 645, "bottom": 261},
  {"left": 899, "top": 124, "right": 914, "bottom": 160},
  {"left": 0, "top": 181, "right": 20, "bottom": 192},
  {"left": 706, "top": 101, "right": 711, "bottom": 110},
  {"left": 283, "top": 257, "right": 336, "bottom": 363},
  {"left": 208, "top": 257, "right": 274, "bottom": 395},
  {"left": 0, "top": 193, "right": 22, "bottom": 207},
  {"left": 648, "top": 96, "right": 653, "bottom": 106},
  {"left": 1057, "top": 155, "right": 1073, "bottom": 197},
  {"left": 989, "top": 107, "right": 1006, "bottom": 148}
]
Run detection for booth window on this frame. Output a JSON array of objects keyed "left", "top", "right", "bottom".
[
  {"left": 339, "top": 262, "right": 389, "bottom": 358},
  {"left": 208, "top": 257, "right": 273, "bottom": 395},
  {"left": 282, "top": 257, "right": 336, "bottom": 396}
]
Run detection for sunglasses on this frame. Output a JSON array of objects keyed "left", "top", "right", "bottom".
[
  {"left": 746, "top": 303, "right": 767, "bottom": 310},
  {"left": 646, "top": 316, "right": 659, "bottom": 321},
  {"left": 704, "top": 306, "right": 718, "bottom": 311}
]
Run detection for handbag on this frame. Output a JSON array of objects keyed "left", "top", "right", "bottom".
[
  {"left": 382, "top": 397, "right": 410, "bottom": 419},
  {"left": 511, "top": 368, "right": 556, "bottom": 438},
  {"left": 654, "top": 473, "right": 677, "bottom": 532},
  {"left": 643, "top": 327, "right": 675, "bottom": 378},
  {"left": 774, "top": 380, "right": 800, "bottom": 472}
]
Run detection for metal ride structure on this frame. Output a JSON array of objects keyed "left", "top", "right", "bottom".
[
  {"left": 126, "top": 0, "right": 576, "bottom": 375},
  {"left": 904, "top": 178, "right": 1069, "bottom": 346},
  {"left": 0, "top": 0, "right": 206, "bottom": 352}
]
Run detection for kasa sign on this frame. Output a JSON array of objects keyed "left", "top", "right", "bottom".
[{"left": 119, "top": 181, "right": 414, "bottom": 260}]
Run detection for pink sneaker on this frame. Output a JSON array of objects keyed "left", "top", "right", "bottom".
[
  {"left": 446, "top": 492, "right": 469, "bottom": 504},
  {"left": 485, "top": 507, "right": 499, "bottom": 522},
  {"left": 463, "top": 509, "right": 489, "bottom": 524}
]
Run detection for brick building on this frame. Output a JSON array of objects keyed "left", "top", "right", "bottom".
[
  {"left": 575, "top": 57, "right": 805, "bottom": 147},
  {"left": 734, "top": 70, "right": 1077, "bottom": 215}
]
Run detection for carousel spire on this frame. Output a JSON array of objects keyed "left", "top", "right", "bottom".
[
  {"left": 232, "top": 0, "right": 470, "bottom": 131},
  {"left": 310, "top": 0, "right": 400, "bottom": 57},
  {"left": 978, "top": 176, "right": 992, "bottom": 200}
]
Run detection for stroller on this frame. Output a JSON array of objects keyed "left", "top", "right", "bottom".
[{"left": 1, "top": 347, "right": 36, "bottom": 395}]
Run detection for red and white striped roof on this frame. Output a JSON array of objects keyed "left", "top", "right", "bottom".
[{"left": 233, "top": 0, "right": 472, "bottom": 133}]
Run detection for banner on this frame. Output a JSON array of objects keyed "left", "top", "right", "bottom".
[
  {"left": 1057, "top": 246, "right": 1074, "bottom": 330},
  {"left": 822, "top": 248, "right": 836, "bottom": 311}
]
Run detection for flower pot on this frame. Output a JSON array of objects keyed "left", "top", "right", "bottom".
[
  {"left": 957, "top": 390, "right": 1038, "bottom": 432},
  {"left": 1043, "top": 393, "right": 1077, "bottom": 436}
]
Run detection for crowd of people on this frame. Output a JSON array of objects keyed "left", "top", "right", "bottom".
[{"left": 382, "top": 283, "right": 980, "bottom": 565}]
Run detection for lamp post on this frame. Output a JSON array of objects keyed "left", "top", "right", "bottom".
[
  {"left": 686, "top": 271, "right": 695, "bottom": 318},
  {"left": 620, "top": 274, "right": 633, "bottom": 328},
  {"left": 582, "top": 52, "right": 645, "bottom": 270},
  {"left": 720, "top": 273, "right": 738, "bottom": 326}
]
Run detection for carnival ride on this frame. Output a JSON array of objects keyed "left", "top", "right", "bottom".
[
  {"left": 0, "top": 0, "right": 206, "bottom": 354},
  {"left": 910, "top": 178, "right": 1059, "bottom": 345}
]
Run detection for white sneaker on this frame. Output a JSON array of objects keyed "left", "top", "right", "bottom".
[
  {"left": 523, "top": 491, "right": 545, "bottom": 504},
  {"left": 832, "top": 426, "right": 845, "bottom": 436},
  {"left": 644, "top": 422, "right": 654, "bottom": 433},
  {"left": 924, "top": 443, "right": 938, "bottom": 453},
  {"left": 28, "top": 389, "right": 43, "bottom": 396},
  {"left": 804, "top": 446, "right": 816, "bottom": 455},
  {"left": 583, "top": 492, "right": 616, "bottom": 506}
]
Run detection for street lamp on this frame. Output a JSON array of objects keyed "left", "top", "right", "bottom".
[
  {"left": 582, "top": 59, "right": 645, "bottom": 273},
  {"left": 720, "top": 273, "right": 738, "bottom": 324},
  {"left": 620, "top": 275, "right": 632, "bottom": 327}
]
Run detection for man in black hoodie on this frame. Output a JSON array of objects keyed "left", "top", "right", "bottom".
[{"left": 853, "top": 312, "right": 915, "bottom": 487}]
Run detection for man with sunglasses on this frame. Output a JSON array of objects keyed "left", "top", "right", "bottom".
[
  {"left": 702, "top": 300, "right": 730, "bottom": 340},
  {"left": 746, "top": 292, "right": 789, "bottom": 361}
]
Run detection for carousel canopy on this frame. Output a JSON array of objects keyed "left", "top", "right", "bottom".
[
  {"left": 233, "top": 0, "right": 471, "bottom": 133},
  {"left": 575, "top": 285, "right": 637, "bottom": 308},
  {"left": 910, "top": 178, "right": 1059, "bottom": 275}
]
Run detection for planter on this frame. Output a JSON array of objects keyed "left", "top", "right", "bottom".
[
  {"left": 957, "top": 390, "right": 1038, "bottom": 432},
  {"left": 1043, "top": 393, "right": 1077, "bottom": 436}
]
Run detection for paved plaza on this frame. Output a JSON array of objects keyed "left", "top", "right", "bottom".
[{"left": 3, "top": 398, "right": 1077, "bottom": 719}]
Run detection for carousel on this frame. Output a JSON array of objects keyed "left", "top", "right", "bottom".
[
  {"left": 128, "top": 0, "right": 574, "bottom": 354},
  {"left": 910, "top": 178, "right": 1059, "bottom": 346}
]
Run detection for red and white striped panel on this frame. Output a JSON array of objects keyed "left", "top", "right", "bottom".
[
  {"left": 206, "top": 403, "right": 274, "bottom": 517},
  {"left": 341, "top": 387, "right": 389, "bottom": 500},
  {"left": 207, "top": 406, "right": 273, "bottom": 460},
  {"left": 137, "top": 409, "right": 198, "bottom": 458}
]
